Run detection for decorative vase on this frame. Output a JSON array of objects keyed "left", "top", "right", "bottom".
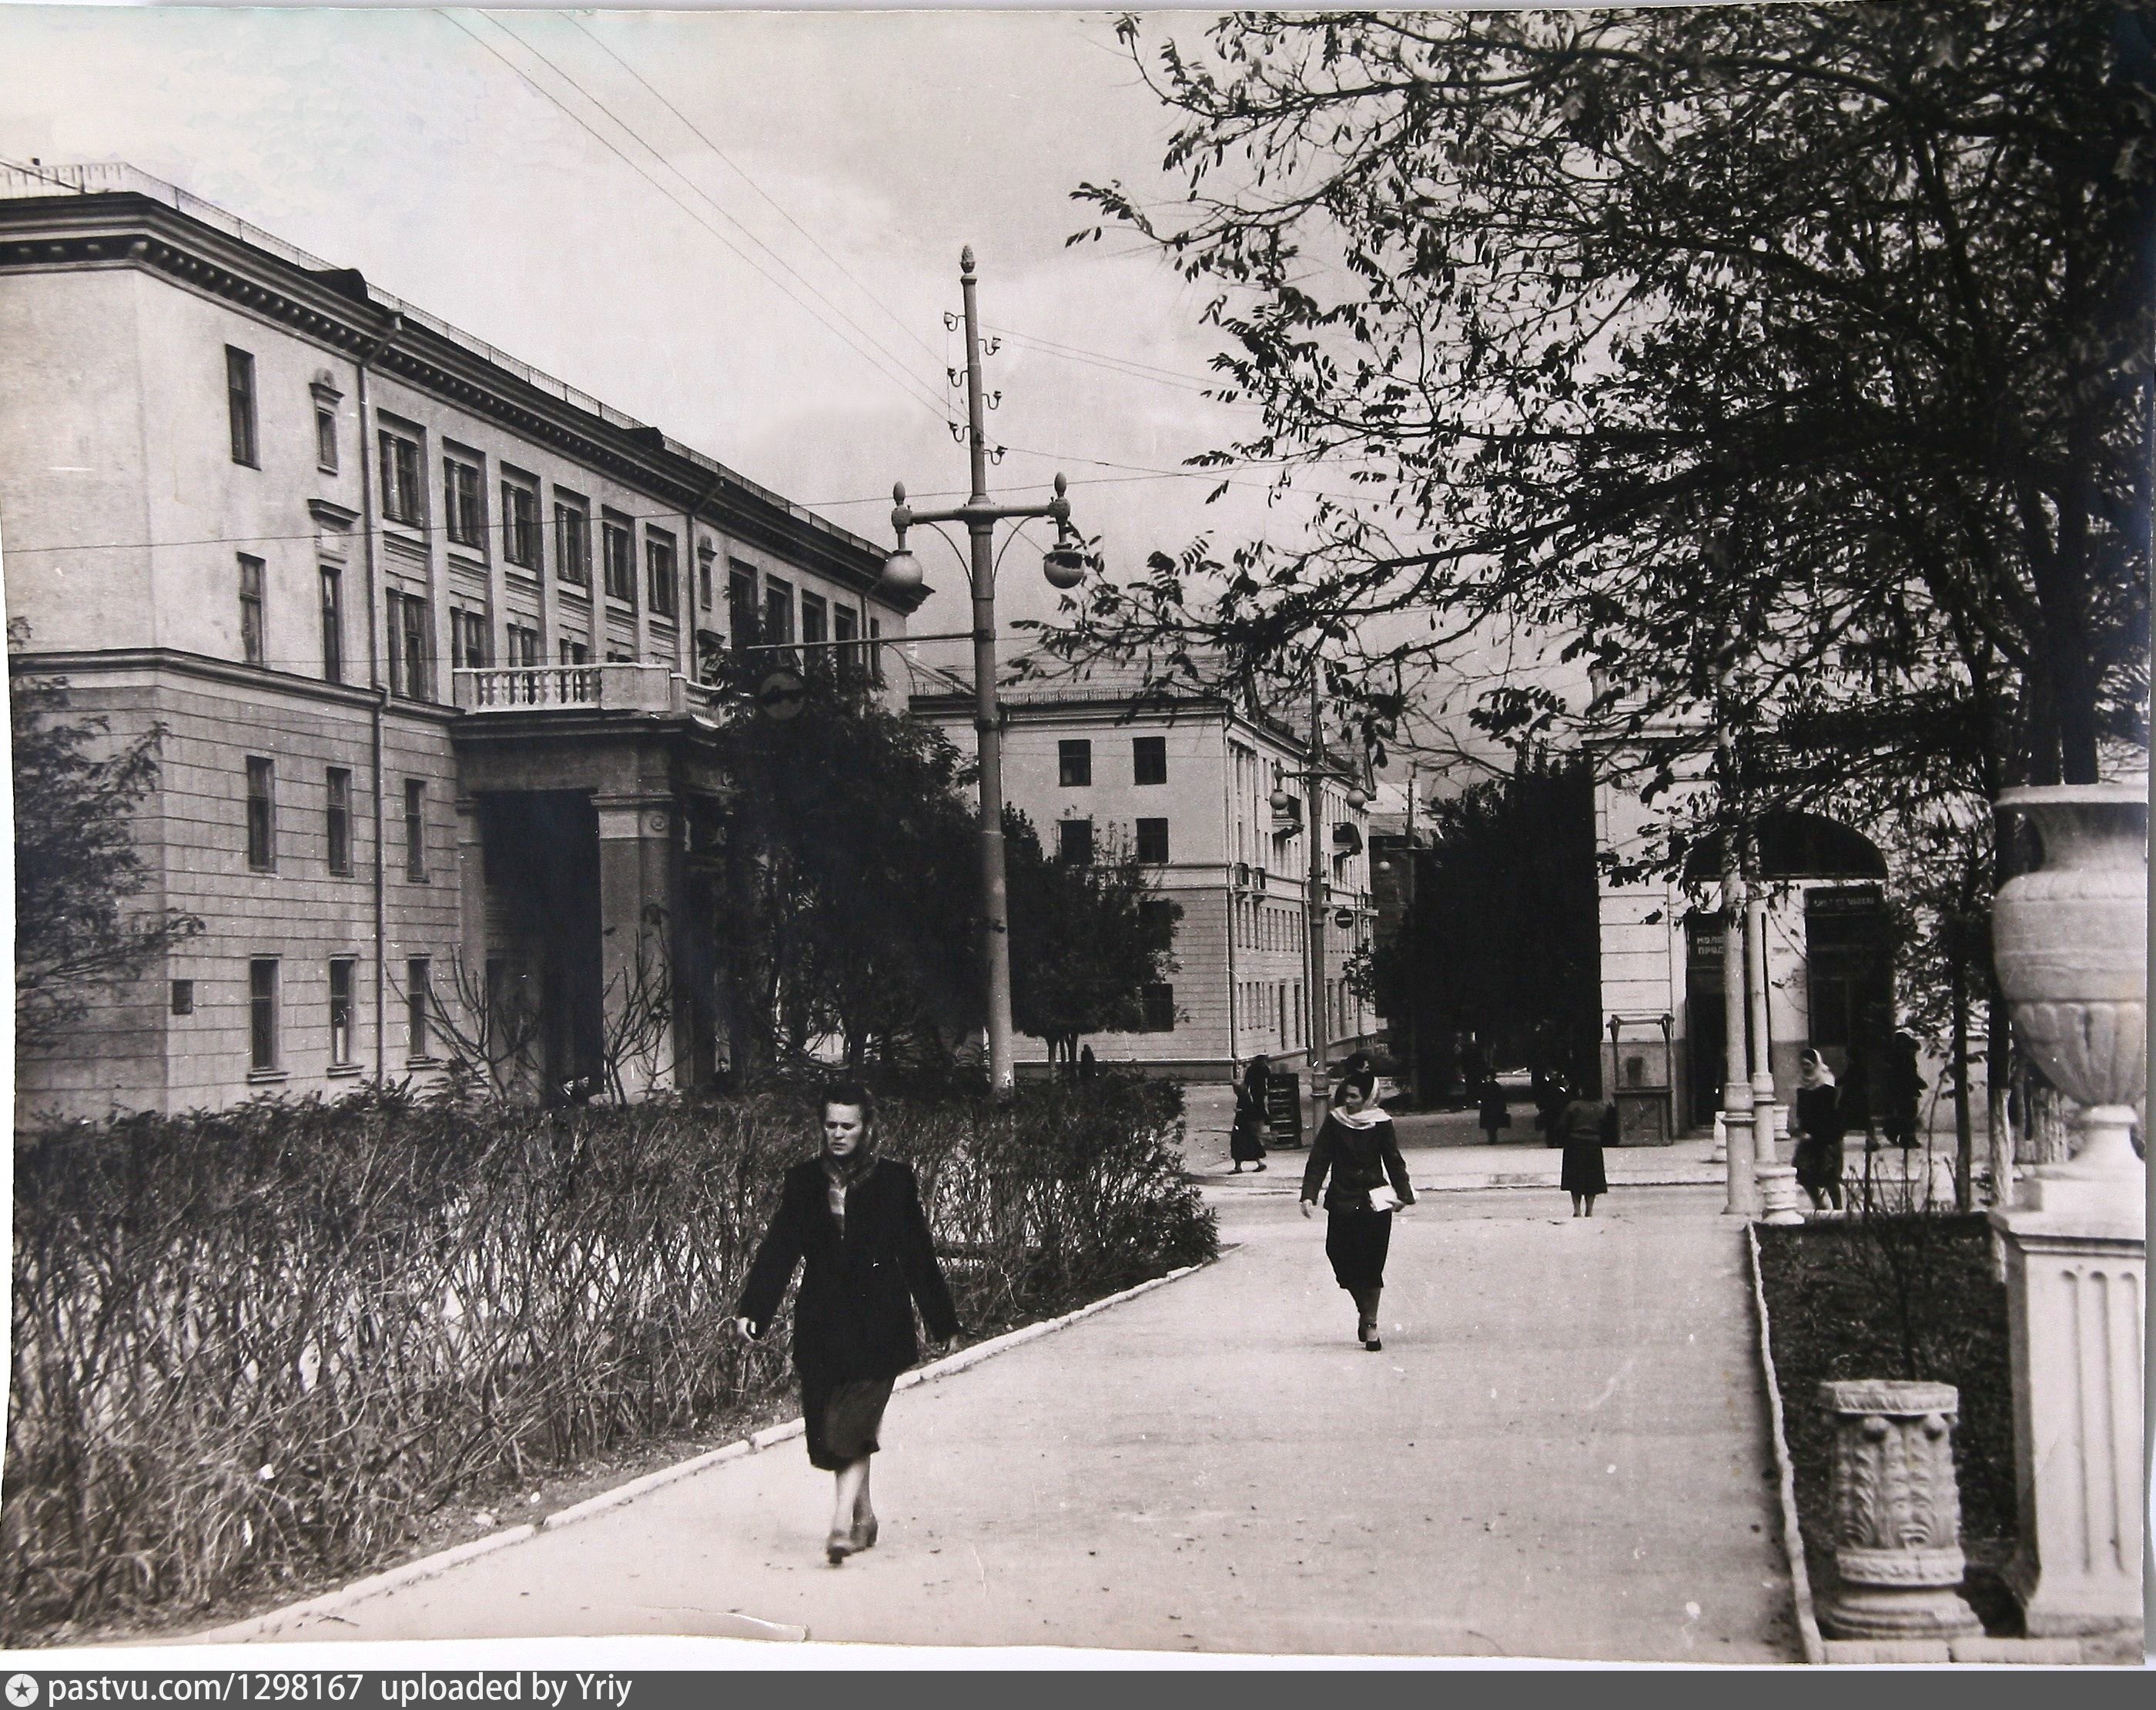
[
  {"left": 1991, "top": 785, "right": 2147, "bottom": 1212},
  {"left": 1817, "top": 1380, "right": 1982, "bottom": 1639}
]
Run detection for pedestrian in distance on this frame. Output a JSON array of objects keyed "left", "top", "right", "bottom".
[
  {"left": 1230, "top": 1053, "right": 1270, "bottom": 1173},
  {"left": 1478, "top": 1075, "right": 1511, "bottom": 1145},
  {"left": 1301, "top": 1062, "right": 1415, "bottom": 1350},
  {"left": 1078, "top": 1043, "right": 1098, "bottom": 1081},
  {"left": 1550, "top": 1080, "right": 1616, "bottom": 1217},
  {"left": 1880, "top": 1029, "right": 1927, "bottom": 1150},
  {"left": 733, "top": 1083, "right": 960, "bottom": 1565},
  {"left": 1792, "top": 1047, "right": 1846, "bottom": 1213}
]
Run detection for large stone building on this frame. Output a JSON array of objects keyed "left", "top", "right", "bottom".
[
  {"left": 2, "top": 164, "right": 922, "bottom": 1123},
  {"left": 910, "top": 657, "right": 1374, "bottom": 1080}
]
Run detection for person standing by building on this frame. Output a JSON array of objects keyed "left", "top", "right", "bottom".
[
  {"left": 1300, "top": 1064, "right": 1415, "bottom": 1350},
  {"left": 1792, "top": 1047, "right": 1846, "bottom": 1212},
  {"left": 1550, "top": 1080, "right": 1616, "bottom": 1217},
  {"left": 1478, "top": 1074, "right": 1512, "bottom": 1145},
  {"left": 1230, "top": 1054, "right": 1271, "bottom": 1173},
  {"left": 1880, "top": 1030, "right": 1927, "bottom": 1150},
  {"left": 734, "top": 1083, "right": 960, "bottom": 1564}
]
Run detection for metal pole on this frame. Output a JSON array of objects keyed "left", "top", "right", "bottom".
[
  {"left": 1747, "top": 890, "right": 1777, "bottom": 1163},
  {"left": 1719, "top": 664, "right": 1760, "bottom": 1217},
  {"left": 959, "top": 246, "right": 1016, "bottom": 1092},
  {"left": 1306, "top": 658, "right": 1327, "bottom": 1130}
]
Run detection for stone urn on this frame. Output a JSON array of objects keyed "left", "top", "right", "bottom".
[
  {"left": 1990, "top": 785, "right": 2147, "bottom": 1216},
  {"left": 1817, "top": 1380, "right": 1981, "bottom": 1638}
]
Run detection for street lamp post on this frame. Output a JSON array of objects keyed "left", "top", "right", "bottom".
[{"left": 879, "top": 246, "right": 1090, "bottom": 1092}]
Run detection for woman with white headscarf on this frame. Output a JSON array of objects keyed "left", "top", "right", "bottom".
[{"left": 1793, "top": 1047, "right": 1846, "bottom": 1212}]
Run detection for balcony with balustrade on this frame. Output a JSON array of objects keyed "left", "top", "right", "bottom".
[{"left": 452, "top": 662, "right": 730, "bottom": 721}]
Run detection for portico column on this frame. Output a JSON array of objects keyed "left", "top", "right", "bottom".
[
  {"left": 1721, "top": 865, "right": 1759, "bottom": 1218},
  {"left": 594, "top": 796, "right": 681, "bottom": 1099}
]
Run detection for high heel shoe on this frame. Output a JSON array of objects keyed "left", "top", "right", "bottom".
[
  {"left": 850, "top": 1514, "right": 879, "bottom": 1551},
  {"left": 825, "top": 1528, "right": 857, "bottom": 1565}
]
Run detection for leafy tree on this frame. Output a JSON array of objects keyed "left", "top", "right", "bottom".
[
  {"left": 1056, "top": 4, "right": 2150, "bottom": 804},
  {"left": 1005, "top": 815, "right": 1183, "bottom": 1065},
  {"left": 10, "top": 624, "right": 202, "bottom": 1051}
]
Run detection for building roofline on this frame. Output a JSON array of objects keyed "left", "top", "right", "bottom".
[{"left": 0, "top": 164, "right": 920, "bottom": 613}]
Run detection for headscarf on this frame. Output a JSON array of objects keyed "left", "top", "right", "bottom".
[
  {"left": 1331, "top": 1103, "right": 1391, "bottom": 1131},
  {"left": 1797, "top": 1051, "right": 1836, "bottom": 1091}
]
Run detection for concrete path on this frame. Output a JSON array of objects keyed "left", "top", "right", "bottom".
[{"left": 223, "top": 1175, "right": 1798, "bottom": 1662}]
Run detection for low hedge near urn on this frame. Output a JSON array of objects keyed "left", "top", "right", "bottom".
[{"left": 4, "top": 1076, "right": 1215, "bottom": 1642}]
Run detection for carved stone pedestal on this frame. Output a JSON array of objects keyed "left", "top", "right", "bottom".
[
  {"left": 1817, "top": 1380, "right": 1981, "bottom": 1639},
  {"left": 1757, "top": 1163, "right": 1807, "bottom": 1225}
]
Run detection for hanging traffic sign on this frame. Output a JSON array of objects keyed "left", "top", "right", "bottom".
[
  {"left": 756, "top": 668, "right": 806, "bottom": 721},
  {"left": 1333, "top": 908, "right": 1355, "bottom": 929}
]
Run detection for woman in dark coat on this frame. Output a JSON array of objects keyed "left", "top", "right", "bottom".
[
  {"left": 1880, "top": 1030, "right": 1926, "bottom": 1149},
  {"left": 1478, "top": 1076, "right": 1511, "bottom": 1144},
  {"left": 1300, "top": 1064, "right": 1415, "bottom": 1350},
  {"left": 1793, "top": 1047, "right": 1846, "bottom": 1211},
  {"left": 735, "top": 1083, "right": 960, "bottom": 1564},
  {"left": 1230, "top": 1055, "right": 1271, "bottom": 1173},
  {"left": 1550, "top": 1083, "right": 1616, "bottom": 1216}
]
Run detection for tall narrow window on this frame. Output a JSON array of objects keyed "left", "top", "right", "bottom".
[
  {"left": 379, "top": 424, "right": 423, "bottom": 524},
  {"left": 387, "top": 591, "right": 430, "bottom": 701},
  {"left": 1059, "top": 740, "right": 1093, "bottom": 788},
  {"left": 314, "top": 402, "right": 338, "bottom": 472},
  {"left": 451, "top": 609, "right": 488, "bottom": 671},
  {"left": 833, "top": 605, "right": 859, "bottom": 678},
  {"left": 1141, "top": 982, "right": 1177, "bottom": 1032},
  {"left": 406, "top": 957, "right": 433, "bottom": 1062},
  {"left": 444, "top": 453, "right": 484, "bottom": 548},
  {"left": 1059, "top": 818, "right": 1094, "bottom": 866},
  {"left": 601, "top": 512, "right": 635, "bottom": 602},
  {"left": 647, "top": 530, "right": 678, "bottom": 619},
  {"left": 249, "top": 959, "right": 280, "bottom": 1071},
  {"left": 798, "top": 588, "right": 826, "bottom": 646},
  {"left": 329, "top": 958, "right": 357, "bottom": 1068},
  {"left": 326, "top": 767, "right": 353, "bottom": 876},
  {"left": 1136, "top": 818, "right": 1170, "bottom": 864},
  {"left": 237, "top": 555, "right": 266, "bottom": 664},
  {"left": 226, "top": 346, "right": 258, "bottom": 467},
  {"left": 763, "top": 577, "right": 795, "bottom": 654},
  {"left": 320, "top": 564, "right": 343, "bottom": 683},
  {"left": 403, "top": 779, "right": 427, "bottom": 882},
  {"left": 1133, "top": 735, "right": 1168, "bottom": 786},
  {"left": 245, "top": 756, "right": 276, "bottom": 872},
  {"left": 554, "top": 495, "right": 591, "bottom": 587},
  {"left": 697, "top": 544, "right": 715, "bottom": 612},
  {"left": 728, "top": 565, "right": 758, "bottom": 651},
  {"left": 501, "top": 475, "right": 540, "bottom": 568}
]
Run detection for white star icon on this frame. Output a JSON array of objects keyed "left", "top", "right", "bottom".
[{"left": 7, "top": 1675, "right": 40, "bottom": 1707}]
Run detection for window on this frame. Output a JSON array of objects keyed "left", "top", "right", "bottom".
[
  {"left": 326, "top": 767, "right": 353, "bottom": 876},
  {"left": 320, "top": 565, "right": 343, "bottom": 683},
  {"left": 444, "top": 453, "right": 484, "bottom": 548},
  {"left": 1059, "top": 739, "right": 1093, "bottom": 788},
  {"left": 245, "top": 756, "right": 276, "bottom": 872},
  {"left": 407, "top": 957, "right": 434, "bottom": 1062},
  {"left": 697, "top": 544, "right": 715, "bottom": 612},
  {"left": 1141, "top": 982, "right": 1177, "bottom": 1032},
  {"left": 727, "top": 566, "right": 758, "bottom": 651},
  {"left": 1059, "top": 818, "right": 1094, "bottom": 866},
  {"left": 554, "top": 494, "right": 591, "bottom": 587},
  {"left": 387, "top": 591, "right": 430, "bottom": 700},
  {"left": 833, "top": 604, "right": 859, "bottom": 679},
  {"left": 799, "top": 589, "right": 826, "bottom": 647},
  {"left": 329, "top": 959, "right": 357, "bottom": 1068},
  {"left": 238, "top": 555, "right": 265, "bottom": 665},
  {"left": 378, "top": 423, "right": 423, "bottom": 525},
  {"left": 506, "top": 624, "right": 540, "bottom": 665},
  {"left": 1136, "top": 818, "right": 1170, "bottom": 864},
  {"left": 314, "top": 403, "right": 338, "bottom": 472},
  {"left": 1133, "top": 735, "right": 1167, "bottom": 786},
  {"left": 602, "top": 511, "right": 636, "bottom": 602},
  {"left": 1140, "top": 898, "right": 1178, "bottom": 950},
  {"left": 501, "top": 474, "right": 541, "bottom": 568},
  {"left": 170, "top": 979, "right": 194, "bottom": 1016},
  {"left": 226, "top": 346, "right": 258, "bottom": 467},
  {"left": 249, "top": 959, "right": 280, "bottom": 1071},
  {"left": 403, "top": 779, "right": 427, "bottom": 882},
  {"left": 451, "top": 608, "right": 488, "bottom": 671},
  {"left": 763, "top": 577, "right": 795, "bottom": 648},
  {"left": 647, "top": 530, "right": 678, "bottom": 619},
  {"left": 557, "top": 637, "right": 589, "bottom": 667}
]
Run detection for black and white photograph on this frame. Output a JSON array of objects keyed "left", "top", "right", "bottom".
[{"left": 0, "top": 1, "right": 2147, "bottom": 1672}]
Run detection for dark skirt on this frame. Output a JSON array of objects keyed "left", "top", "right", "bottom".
[
  {"left": 1230, "top": 1114, "right": 1268, "bottom": 1163},
  {"left": 800, "top": 1370, "right": 895, "bottom": 1471},
  {"left": 1794, "top": 1136, "right": 1844, "bottom": 1192},
  {"left": 1561, "top": 1143, "right": 1608, "bottom": 1196},
  {"left": 1324, "top": 1207, "right": 1393, "bottom": 1292}
]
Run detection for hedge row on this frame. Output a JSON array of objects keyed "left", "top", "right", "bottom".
[{"left": 4, "top": 1076, "right": 1214, "bottom": 1640}]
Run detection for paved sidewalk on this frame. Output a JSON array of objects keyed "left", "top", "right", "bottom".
[{"left": 216, "top": 1183, "right": 1796, "bottom": 1661}]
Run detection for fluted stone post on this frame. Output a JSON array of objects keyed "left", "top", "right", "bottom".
[{"left": 1817, "top": 1380, "right": 1981, "bottom": 1639}]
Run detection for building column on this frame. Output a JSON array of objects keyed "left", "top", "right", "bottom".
[{"left": 593, "top": 796, "right": 681, "bottom": 1099}]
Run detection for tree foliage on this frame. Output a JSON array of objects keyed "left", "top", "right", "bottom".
[
  {"left": 1056, "top": 4, "right": 2151, "bottom": 808},
  {"left": 10, "top": 626, "right": 201, "bottom": 1052}
]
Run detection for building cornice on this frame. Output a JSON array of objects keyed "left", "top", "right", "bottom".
[
  {"left": 0, "top": 186, "right": 919, "bottom": 614},
  {"left": 8, "top": 646, "right": 454, "bottom": 722}
]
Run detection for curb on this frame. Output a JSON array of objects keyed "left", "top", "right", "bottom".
[
  {"left": 1747, "top": 1222, "right": 1826, "bottom": 1666},
  {"left": 186, "top": 1256, "right": 1214, "bottom": 1646}
]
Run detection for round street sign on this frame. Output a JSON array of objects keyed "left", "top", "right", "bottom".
[
  {"left": 756, "top": 668, "right": 806, "bottom": 721},
  {"left": 1333, "top": 908, "right": 1355, "bottom": 929}
]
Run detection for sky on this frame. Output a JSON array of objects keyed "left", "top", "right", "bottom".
[{"left": 0, "top": 2, "right": 1552, "bottom": 795}]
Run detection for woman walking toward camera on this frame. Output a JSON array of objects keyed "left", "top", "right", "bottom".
[
  {"left": 1230, "top": 1054, "right": 1271, "bottom": 1173},
  {"left": 1793, "top": 1047, "right": 1846, "bottom": 1212},
  {"left": 735, "top": 1083, "right": 960, "bottom": 1564},
  {"left": 1301, "top": 1064, "right": 1415, "bottom": 1350}
]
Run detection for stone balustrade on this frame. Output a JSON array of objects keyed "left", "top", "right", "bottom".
[{"left": 453, "top": 664, "right": 725, "bottom": 720}]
